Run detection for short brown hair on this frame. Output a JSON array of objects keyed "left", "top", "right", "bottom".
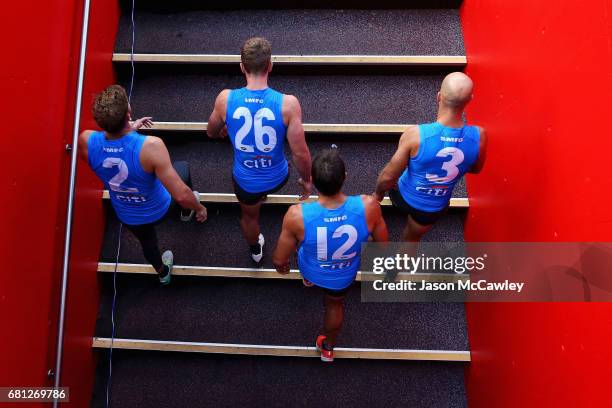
[
  {"left": 240, "top": 37, "right": 272, "bottom": 75},
  {"left": 93, "top": 85, "right": 129, "bottom": 133}
]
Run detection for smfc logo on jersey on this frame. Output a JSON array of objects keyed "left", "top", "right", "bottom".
[
  {"left": 324, "top": 215, "right": 348, "bottom": 223},
  {"left": 440, "top": 136, "right": 463, "bottom": 142},
  {"left": 244, "top": 98, "right": 264, "bottom": 104},
  {"left": 103, "top": 147, "right": 124, "bottom": 153}
]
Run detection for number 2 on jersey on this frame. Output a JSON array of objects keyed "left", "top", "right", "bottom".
[
  {"left": 316, "top": 225, "right": 358, "bottom": 261},
  {"left": 426, "top": 147, "right": 465, "bottom": 183},
  {"left": 102, "top": 158, "right": 139, "bottom": 193},
  {"left": 233, "top": 107, "right": 277, "bottom": 153}
]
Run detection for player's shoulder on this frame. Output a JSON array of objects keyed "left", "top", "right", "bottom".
[
  {"left": 284, "top": 204, "right": 304, "bottom": 228},
  {"left": 79, "top": 129, "right": 96, "bottom": 144},
  {"left": 141, "top": 135, "right": 166, "bottom": 154},
  {"left": 469, "top": 125, "right": 486, "bottom": 142},
  {"left": 360, "top": 194, "right": 382, "bottom": 212},
  {"left": 282, "top": 94, "right": 301, "bottom": 110},
  {"left": 475, "top": 125, "right": 486, "bottom": 137},
  {"left": 286, "top": 203, "right": 303, "bottom": 217},
  {"left": 216, "top": 89, "right": 231, "bottom": 103},
  {"left": 398, "top": 125, "right": 420, "bottom": 147}
]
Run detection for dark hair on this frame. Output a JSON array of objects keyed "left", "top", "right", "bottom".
[
  {"left": 312, "top": 149, "right": 346, "bottom": 196},
  {"left": 93, "top": 85, "right": 129, "bottom": 133},
  {"left": 240, "top": 37, "right": 272, "bottom": 75}
]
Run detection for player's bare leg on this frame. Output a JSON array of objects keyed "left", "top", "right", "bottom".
[
  {"left": 323, "top": 294, "right": 344, "bottom": 347},
  {"left": 240, "top": 200, "right": 265, "bottom": 262},
  {"left": 316, "top": 293, "right": 345, "bottom": 362},
  {"left": 402, "top": 214, "right": 433, "bottom": 242}
]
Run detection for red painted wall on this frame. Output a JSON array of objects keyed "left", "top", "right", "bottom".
[
  {"left": 461, "top": 0, "right": 612, "bottom": 406},
  {"left": 0, "top": 0, "right": 81, "bottom": 401},
  {"left": 0, "top": 0, "right": 117, "bottom": 406},
  {"left": 61, "top": 0, "right": 120, "bottom": 406}
]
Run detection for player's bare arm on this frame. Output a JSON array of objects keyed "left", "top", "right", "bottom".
[
  {"left": 272, "top": 204, "right": 304, "bottom": 274},
  {"left": 77, "top": 130, "right": 95, "bottom": 162},
  {"left": 283, "top": 94, "right": 312, "bottom": 200},
  {"left": 373, "top": 126, "right": 420, "bottom": 202},
  {"left": 207, "top": 89, "right": 230, "bottom": 139},
  {"left": 141, "top": 136, "right": 208, "bottom": 222},
  {"left": 129, "top": 116, "right": 153, "bottom": 131},
  {"left": 469, "top": 126, "right": 488, "bottom": 174},
  {"left": 362, "top": 195, "right": 389, "bottom": 242}
]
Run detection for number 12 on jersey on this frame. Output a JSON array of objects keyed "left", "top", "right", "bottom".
[{"left": 316, "top": 225, "right": 358, "bottom": 262}]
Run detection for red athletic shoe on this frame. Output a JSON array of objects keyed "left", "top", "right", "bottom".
[{"left": 316, "top": 335, "right": 334, "bottom": 362}]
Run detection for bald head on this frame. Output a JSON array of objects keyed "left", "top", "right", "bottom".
[{"left": 439, "top": 72, "right": 473, "bottom": 110}]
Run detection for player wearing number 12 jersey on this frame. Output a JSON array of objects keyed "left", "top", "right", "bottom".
[
  {"left": 273, "top": 150, "right": 388, "bottom": 362},
  {"left": 78, "top": 85, "right": 207, "bottom": 285},
  {"left": 208, "top": 37, "right": 312, "bottom": 263},
  {"left": 374, "top": 72, "right": 488, "bottom": 242}
]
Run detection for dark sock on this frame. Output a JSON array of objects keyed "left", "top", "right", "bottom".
[
  {"left": 249, "top": 243, "right": 261, "bottom": 254},
  {"left": 158, "top": 265, "right": 170, "bottom": 279},
  {"left": 322, "top": 339, "right": 334, "bottom": 351}
]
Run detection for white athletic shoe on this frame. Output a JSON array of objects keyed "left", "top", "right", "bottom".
[
  {"left": 160, "top": 250, "right": 174, "bottom": 285},
  {"left": 250, "top": 234, "right": 265, "bottom": 263},
  {"left": 180, "top": 191, "right": 200, "bottom": 222}
]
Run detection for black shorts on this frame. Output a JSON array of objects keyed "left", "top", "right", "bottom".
[
  {"left": 232, "top": 173, "right": 290, "bottom": 205},
  {"left": 389, "top": 188, "right": 448, "bottom": 226}
]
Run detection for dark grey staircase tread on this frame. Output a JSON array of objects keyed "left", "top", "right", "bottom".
[
  {"left": 116, "top": 9, "right": 464, "bottom": 56},
  {"left": 161, "top": 135, "right": 468, "bottom": 198},
  {"left": 119, "top": 68, "right": 445, "bottom": 124},
  {"left": 92, "top": 350, "right": 467, "bottom": 408},
  {"left": 100, "top": 204, "right": 465, "bottom": 268},
  {"left": 95, "top": 274, "right": 468, "bottom": 351}
]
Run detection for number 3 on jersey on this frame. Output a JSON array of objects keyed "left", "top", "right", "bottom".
[
  {"left": 233, "top": 107, "right": 277, "bottom": 153},
  {"left": 316, "top": 225, "right": 358, "bottom": 261},
  {"left": 426, "top": 147, "right": 465, "bottom": 183}
]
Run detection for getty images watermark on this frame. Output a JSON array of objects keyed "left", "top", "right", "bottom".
[
  {"left": 359, "top": 242, "right": 612, "bottom": 302},
  {"left": 371, "top": 253, "right": 523, "bottom": 293}
]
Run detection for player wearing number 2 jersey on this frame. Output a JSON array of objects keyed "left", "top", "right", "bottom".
[
  {"left": 273, "top": 150, "right": 388, "bottom": 362},
  {"left": 78, "top": 85, "right": 207, "bottom": 285},
  {"left": 374, "top": 72, "right": 488, "bottom": 242},
  {"left": 208, "top": 37, "right": 312, "bottom": 263}
]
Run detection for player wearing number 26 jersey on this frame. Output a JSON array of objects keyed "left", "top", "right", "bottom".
[
  {"left": 273, "top": 150, "right": 388, "bottom": 362},
  {"left": 226, "top": 87, "right": 288, "bottom": 193},
  {"left": 208, "top": 37, "right": 312, "bottom": 263},
  {"left": 375, "top": 72, "right": 488, "bottom": 242}
]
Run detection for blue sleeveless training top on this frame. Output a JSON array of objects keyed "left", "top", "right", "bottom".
[
  {"left": 398, "top": 122, "right": 480, "bottom": 212},
  {"left": 87, "top": 131, "right": 171, "bottom": 225},
  {"left": 226, "top": 87, "right": 288, "bottom": 193},
  {"left": 298, "top": 196, "right": 370, "bottom": 290}
]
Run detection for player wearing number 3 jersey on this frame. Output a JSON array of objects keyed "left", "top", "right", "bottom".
[
  {"left": 78, "top": 85, "right": 207, "bottom": 285},
  {"left": 374, "top": 72, "right": 488, "bottom": 242},
  {"left": 273, "top": 150, "right": 388, "bottom": 362},
  {"left": 208, "top": 37, "right": 312, "bottom": 263}
]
